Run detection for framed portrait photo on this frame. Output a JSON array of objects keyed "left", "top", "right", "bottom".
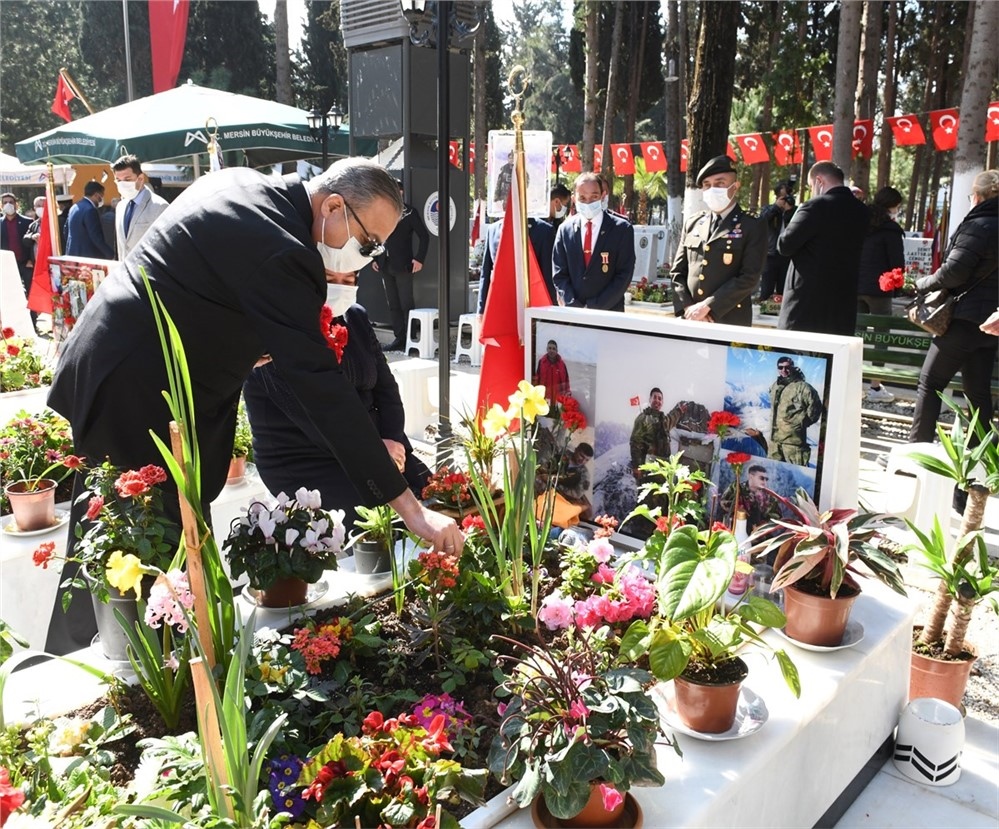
[
  {"left": 525, "top": 307, "right": 864, "bottom": 547},
  {"left": 486, "top": 129, "right": 553, "bottom": 219}
]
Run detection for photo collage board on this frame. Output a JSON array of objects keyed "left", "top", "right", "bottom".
[{"left": 526, "top": 307, "right": 863, "bottom": 545}]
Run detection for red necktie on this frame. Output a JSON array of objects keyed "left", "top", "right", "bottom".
[{"left": 583, "top": 220, "right": 593, "bottom": 267}]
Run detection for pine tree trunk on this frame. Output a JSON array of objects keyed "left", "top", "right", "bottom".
[
  {"left": 831, "top": 0, "right": 862, "bottom": 170},
  {"left": 851, "top": 1, "right": 882, "bottom": 194},
  {"left": 581, "top": 0, "right": 600, "bottom": 172},
  {"left": 875, "top": 1, "right": 897, "bottom": 192},
  {"left": 951, "top": 0, "right": 998, "bottom": 228},
  {"left": 473, "top": 26, "right": 487, "bottom": 202},
  {"left": 274, "top": 0, "right": 292, "bottom": 105},
  {"left": 600, "top": 1, "right": 625, "bottom": 194}
]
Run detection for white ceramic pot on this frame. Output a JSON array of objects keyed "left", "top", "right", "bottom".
[{"left": 893, "top": 697, "right": 965, "bottom": 786}]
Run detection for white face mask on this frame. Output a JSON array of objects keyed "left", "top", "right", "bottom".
[
  {"left": 703, "top": 186, "right": 733, "bottom": 213},
  {"left": 601, "top": 196, "right": 609, "bottom": 210},
  {"left": 317, "top": 214, "right": 374, "bottom": 273},
  {"left": 576, "top": 200, "right": 602, "bottom": 221},
  {"left": 554, "top": 204, "right": 567, "bottom": 219},
  {"left": 888, "top": 209, "right": 900, "bottom": 221},
  {"left": 325, "top": 282, "right": 358, "bottom": 317},
  {"left": 116, "top": 180, "right": 138, "bottom": 201},
  {"left": 2, "top": 203, "right": 15, "bottom": 216}
]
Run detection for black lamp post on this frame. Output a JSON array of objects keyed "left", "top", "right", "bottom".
[{"left": 307, "top": 103, "right": 345, "bottom": 170}]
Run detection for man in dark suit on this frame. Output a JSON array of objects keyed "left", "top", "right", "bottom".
[
  {"left": 372, "top": 179, "right": 429, "bottom": 350},
  {"left": 477, "top": 216, "right": 557, "bottom": 314},
  {"left": 670, "top": 155, "right": 767, "bottom": 326},
  {"left": 777, "top": 161, "right": 870, "bottom": 335},
  {"left": 66, "top": 181, "right": 114, "bottom": 259},
  {"left": 552, "top": 172, "right": 635, "bottom": 311},
  {"left": 49, "top": 158, "right": 463, "bottom": 558},
  {"left": 1, "top": 192, "right": 33, "bottom": 302}
]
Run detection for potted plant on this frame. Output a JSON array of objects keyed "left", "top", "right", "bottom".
[
  {"left": 489, "top": 631, "right": 672, "bottom": 827},
  {"left": 1, "top": 410, "right": 82, "bottom": 531},
  {"left": 0, "top": 328, "right": 53, "bottom": 393},
  {"left": 223, "top": 487, "right": 345, "bottom": 606},
  {"left": 904, "top": 398, "right": 999, "bottom": 706},
  {"left": 349, "top": 503, "right": 399, "bottom": 574},
  {"left": 751, "top": 487, "right": 907, "bottom": 647},
  {"left": 618, "top": 523, "right": 799, "bottom": 734},
  {"left": 228, "top": 397, "right": 253, "bottom": 483},
  {"left": 421, "top": 465, "right": 476, "bottom": 518}
]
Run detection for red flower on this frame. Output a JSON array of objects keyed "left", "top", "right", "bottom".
[
  {"left": 86, "top": 495, "right": 104, "bottom": 521},
  {"left": 62, "top": 454, "right": 84, "bottom": 470},
  {"left": 362, "top": 710, "right": 385, "bottom": 734},
  {"left": 32, "top": 541, "right": 56, "bottom": 569},
  {"left": 138, "top": 465, "right": 167, "bottom": 486},
  {"left": 1, "top": 327, "right": 13, "bottom": 339},
  {"left": 711, "top": 521, "right": 730, "bottom": 533},
  {"left": 5, "top": 344, "right": 19, "bottom": 357},
  {"left": 878, "top": 267, "right": 905, "bottom": 293},
  {"left": 708, "top": 410, "right": 741, "bottom": 435},
  {"left": 1, "top": 766, "right": 25, "bottom": 824},
  {"left": 461, "top": 514, "right": 485, "bottom": 533},
  {"left": 115, "top": 470, "right": 151, "bottom": 498},
  {"left": 725, "top": 452, "right": 753, "bottom": 466},
  {"left": 319, "top": 305, "right": 349, "bottom": 363}
]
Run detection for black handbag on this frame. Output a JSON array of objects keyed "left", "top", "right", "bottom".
[{"left": 905, "top": 289, "right": 954, "bottom": 337}]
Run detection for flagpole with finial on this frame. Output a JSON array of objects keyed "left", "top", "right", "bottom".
[{"left": 508, "top": 66, "right": 530, "bottom": 345}]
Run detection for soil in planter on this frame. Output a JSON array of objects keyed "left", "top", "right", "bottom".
[
  {"left": 911, "top": 629, "right": 976, "bottom": 663},
  {"left": 790, "top": 578, "right": 861, "bottom": 600},
  {"left": 680, "top": 658, "right": 749, "bottom": 685}
]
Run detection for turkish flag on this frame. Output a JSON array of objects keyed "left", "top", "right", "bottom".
[
  {"left": 807, "top": 125, "right": 834, "bottom": 161},
  {"left": 149, "top": 0, "right": 189, "bottom": 93},
  {"left": 852, "top": 119, "right": 874, "bottom": 158},
  {"left": 726, "top": 142, "right": 738, "bottom": 161},
  {"left": 611, "top": 144, "right": 635, "bottom": 175},
  {"left": 477, "top": 162, "right": 552, "bottom": 414},
  {"left": 734, "top": 133, "right": 769, "bottom": 164},
  {"left": 50, "top": 74, "right": 75, "bottom": 122},
  {"left": 639, "top": 142, "right": 666, "bottom": 172},
  {"left": 886, "top": 115, "right": 926, "bottom": 146},
  {"left": 928, "top": 109, "right": 959, "bottom": 151},
  {"left": 28, "top": 189, "right": 60, "bottom": 315},
  {"left": 468, "top": 142, "right": 475, "bottom": 175},
  {"left": 558, "top": 145, "right": 581, "bottom": 173},
  {"left": 986, "top": 103, "right": 999, "bottom": 142},
  {"left": 680, "top": 139, "right": 689, "bottom": 173},
  {"left": 772, "top": 130, "right": 802, "bottom": 166},
  {"left": 449, "top": 141, "right": 460, "bottom": 169},
  {"left": 630, "top": 396, "right": 641, "bottom": 407},
  {"left": 592, "top": 145, "right": 603, "bottom": 172}
]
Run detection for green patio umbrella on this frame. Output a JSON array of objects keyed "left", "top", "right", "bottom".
[{"left": 15, "top": 82, "right": 367, "bottom": 168}]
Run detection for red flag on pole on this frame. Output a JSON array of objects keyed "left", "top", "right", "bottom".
[
  {"left": 771, "top": 130, "right": 802, "bottom": 166},
  {"left": 987, "top": 103, "right": 999, "bottom": 142},
  {"left": 592, "top": 145, "right": 603, "bottom": 172},
  {"left": 922, "top": 205, "right": 934, "bottom": 239},
  {"left": 639, "top": 142, "right": 666, "bottom": 172},
  {"left": 50, "top": 73, "right": 75, "bottom": 122},
  {"left": 734, "top": 134, "right": 769, "bottom": 164},
  {"left": 558, "top": 145, "right": 581, "bottom": 173},
  {"left": 886, "top": 115, "right": 926, "bottom": 146},
  {"left": 611, "top": 144, "right": 635, "bottom": 175},
  {"left": 806, "top": 125, "right": 834, "bottom": 161},
  {"left": 680, "top": 139, "right": 689, "bottom": 173},
  {"left": 27, "top": 175, "right": 61, "bottom": 315},
  {"left": 476, "top": 149, "right": 552, "bottom": 415},
  {"left": 149, "top": 0, "right": 190, "bottom": 93},
  {"left": 928, "top": 109, "right": 959, "bottom": 151},
  {"left": 851, "top": 119, "right": 874, "bottom": 158},
  {"left": 468, "top": 142, "right": 476, "bottom": 175}
]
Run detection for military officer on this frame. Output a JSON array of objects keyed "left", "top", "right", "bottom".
[{"left": 669, "top": 154, "right": 767, "bottom": 326}]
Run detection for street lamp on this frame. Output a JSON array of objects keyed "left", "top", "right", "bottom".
[{"left": 307, "top": 103, "right": 345, "bottom": 170}]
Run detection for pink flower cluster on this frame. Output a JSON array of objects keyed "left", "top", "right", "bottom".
[
  {"left": 538, "top": 565, "right": 655, "bottom": 631},
  {"left": 144, "top": 570, "right": 195, "bottom": 633}
]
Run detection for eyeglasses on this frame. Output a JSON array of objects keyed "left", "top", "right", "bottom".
[{"left": 342, "top": 198, "right": 385, "bottom": 258}]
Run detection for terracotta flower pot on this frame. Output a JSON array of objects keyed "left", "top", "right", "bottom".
[
  {"left": 226, "top": 456, "right": 246, "bottom": 484},
  {"left": 4, "top": 478, "right": 58, "bottom": 531},
  {"left": 783, "top": 583, "right": 859, "bottom": 647},
  {"left": 533, "top": 787, "right": 642, "bottom": 829},
  {"left": 259, "top": 576, "right": 309, "bottom": 608},
  {"left": 910, "top": 627, "right": 978, "bottom": 710},
  {"left": 673, "top": 657, "right": 749, "bottom": 734}
]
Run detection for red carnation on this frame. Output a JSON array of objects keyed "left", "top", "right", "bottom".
[
  {"left": 1, "top": 327, "right": 13, "bottom": 339},
  {"left": 6, "top": 344, "right": 19, "bottom": 357},
  {"left": 708, "top": 410, "right": 741, "bottom": 436},
  {"left": 725, "top": 452, "right": 753, "bottom": 466}
]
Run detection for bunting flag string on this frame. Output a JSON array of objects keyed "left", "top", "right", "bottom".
[{"left": 448, "top": 102, "right": 998, "bottom": 178}]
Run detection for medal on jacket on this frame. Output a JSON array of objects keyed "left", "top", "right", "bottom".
[
  {"left": 723, "top": 253, "right": 734, "bottom": 265},
  {"left": 601, "top": 251, "right": 609, "bottom": 273}
]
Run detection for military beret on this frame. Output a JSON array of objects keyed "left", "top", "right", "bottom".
[{"left": 696, "top": 154, "right": 737, "bottom": 186}]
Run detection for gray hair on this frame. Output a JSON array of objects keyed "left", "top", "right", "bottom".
[{"left": 307, "top": 157, "right": 403, "bottom": 217}]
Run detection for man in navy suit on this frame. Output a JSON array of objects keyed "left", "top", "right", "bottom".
[
  {"left": 552, "top": 172, "right": 635, "bottom": 311},
  {"left": 66, "top": 181, "right": 114, "bottom": 259}
]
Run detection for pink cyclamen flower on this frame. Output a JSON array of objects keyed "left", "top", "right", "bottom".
[{"left": 599, "top": 783, "right": 624, "bottom": 812}]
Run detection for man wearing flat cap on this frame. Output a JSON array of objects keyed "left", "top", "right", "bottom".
[{"left": 669, "top": 155, "right": 766, "bottom": 325}]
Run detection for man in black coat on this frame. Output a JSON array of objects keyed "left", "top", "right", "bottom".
[
  {"left": 66, "top": 181, "right": 114, "bottom": 259},
  {"left": 777, "top": 161, "right": 870, "bottom": 335},
  {"left": 48, "top": 159, "right": 463, "bottom": 552},
  {"left": 552, "top": 172, "right": 635, "bottom": 311},
  {"left": 1, "top": 192, "right": 33, "bottom": 302},
  {"left": 670, "top": 155, "right": 767, "bottom": 326},
  {"left": 372, "top": 180, "right": 429, "bottom": 350}
]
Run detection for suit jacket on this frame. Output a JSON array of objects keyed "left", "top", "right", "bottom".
[
  {"left": 477, "top": 218, "right": 557, "bottom": 314},
  {"left": 66, "top": 197, "right": 114, "bottom": 259},
  {"left": 49, "top": 169, "right": 407, "bottom": 510},
  {"left": 552, "top": 211, "right": 635, "bottom": 311},
  {"left": 377, "top": 203, "right": 429, "bottom": 276},
  {"left": 115, "top": 188, "right": 169, "bottom": 260},
  {"left": 1, "top": 214, "right": 32, "bottom": 268},
  {"left": 777, "top": 185, "right": 870, "bottom": 335},
  {"left": 669, "top": 204, "right": 766, "bottom": 326}
]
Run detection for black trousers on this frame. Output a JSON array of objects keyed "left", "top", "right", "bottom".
[
  {"left": 759, "top": 254, "right": 788, "bottom": 301},
  {"left": 381, "top": 269, "right": 414, "bottom": 344},
  {"left": 909, "top": 319, "right": 998, "bottom": 443}
]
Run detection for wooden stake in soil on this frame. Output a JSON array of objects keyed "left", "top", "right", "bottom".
[
  {"left": 191, "top": 655, "right": 232, "bottom": 814},
  {"left": 170, "top": 421, "right": 216, "bottom": 670}
]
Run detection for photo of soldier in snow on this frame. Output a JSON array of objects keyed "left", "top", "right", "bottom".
[{"left": 768, "top": 356, "right": 824, "bottom": 467}]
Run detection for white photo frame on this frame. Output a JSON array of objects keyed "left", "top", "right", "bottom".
[{"left": 487, "top": 129, "right": 553, "bottom": 219}]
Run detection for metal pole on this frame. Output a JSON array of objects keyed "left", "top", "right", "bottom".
[
  {"left": 435, "top": 0, "right": 452, "bottom": 466},
  {"left": 122, "top": 0, "right": 134, "bottom": 102},
  {"left": 321, "top": 116, "right": 329, "bottom": 170}
]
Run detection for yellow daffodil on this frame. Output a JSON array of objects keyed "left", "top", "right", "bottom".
[
  {"left": 509, "top": 380, "right": 549, "bottom": 423},
  {"left": 483, "top": 403, "right": 512, "bottom": 440},
  {"left": 106, "top": 550, "right": 144, "bottom": 597}
]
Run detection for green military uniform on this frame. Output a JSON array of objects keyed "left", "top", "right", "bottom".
[
  {"left": 669, "top": 205, "right": 768, "bottom": 326},
  {"left": 630, "top": 402, "right": 687, "bottom": 470},
  {"left": 768, "top": 374, "right": 824, "bottom": 466},
  {"left": 719, "top": 483, "right": 783, "bottom": 533}
]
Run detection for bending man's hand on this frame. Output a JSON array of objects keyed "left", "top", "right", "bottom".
[
  {"left": 389, "top": 489, "right": 464, "bottom": 554},
  {"left": 382, "top": 438, "right": 406, "bottom": 472}
]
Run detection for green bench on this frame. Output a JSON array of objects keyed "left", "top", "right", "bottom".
[{"left": 855, "top": 313, "right": 999, "bottom": 399}]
